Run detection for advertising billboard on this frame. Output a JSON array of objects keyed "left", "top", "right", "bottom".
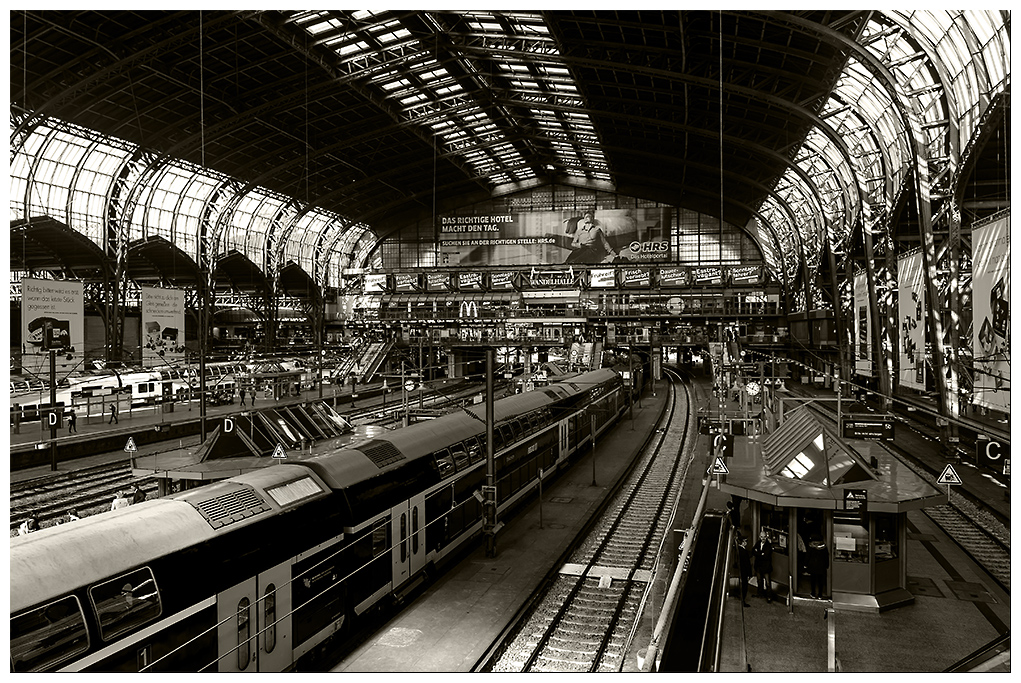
[
  {"left": 972, "top": 214, "right": 1010, "bottom": 413},
  {"left": 438, "top": 207, "right": 670, "bottom": 266},
  {"left": 897, "top": 251, "right": 926, "bottom": 391},
  {"left": 21, "top": 277, "right": 84, "bottom": 373},
  {"left": 854, "top": 271, "right": 871, "bottom": 376},
  {"left": 141, "top": 286, "right": 186, "bottom": 366}
]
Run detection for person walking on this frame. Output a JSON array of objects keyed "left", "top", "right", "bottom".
[
  {"left": 67, "top": 407, "right": 77, "bottom": 434},
  {"left": 807, "top": 536, "right": 829, "bottom": 598},
  {"left": 108, "top": 402, "right": 119, "bottom": 424},
  {"left": 239, "top": 387, "right": 246, "bottom": 406},
  {"left": 736, "top": 534, "right": 752, "bottom": 607},
  {"left": 752, "top": 529, "right": 775, "bottom": 602}
]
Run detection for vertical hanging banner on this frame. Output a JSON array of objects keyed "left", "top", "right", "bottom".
[
  {"left": 972, "top": 214, "right": 1010, "bottom": 413},
  {"left": 141, "top": 286, "right": 186, "bottom": 366},
  {"left": 854, "top": 271, "right": 872, "bottom": 377},
  {"left": 897, "top": 252, "right": 926, "bottom": 391},
  {"left": 21, "top": 278, "right": 84, "bottom": 373}
]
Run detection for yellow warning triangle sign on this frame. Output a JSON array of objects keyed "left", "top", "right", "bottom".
[
  {"left": 271, "top": 443, "right": 287, "bottom": 459},
  {"left": 709, "top": 457, "right": 729, "bottom": 475},
  {"left": 936, "top": 464, "right": 962, "bottom": 486},
  {"left": 124, "top": 437, "right": 137, "bottom": 453}
]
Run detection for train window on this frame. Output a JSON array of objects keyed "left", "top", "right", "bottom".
[
  {"left": 465, "top": 437, "right": 484, "bottom": 464},
  {"left": 88, "top": 567, "right": 162, "bottom": 642},
  {"left": 412, "top": 506, "right": 420, "bottom": 555},
  {"left": 509, "top": 420, "right": 522, "bottom": 440},
  {"left": 237, "top": 597, "right": 251, "bottom": 670},
  {"left": 11, "top": 596, "right": 89, "bottom": 672},
  {"left": 497, "top": 425, "right": 513, "bottom": 449},
  {"left": 450, "top": 444, "right": 470, "bottom": 471},
  {"left": 400, "top": 513, "right": 408, "bottom": 563},
  {"left": 263, "top": 584, "right": 277, "bottom": 654},
  {"left": 435, "top": 448, "right": 456, "bottom": 478}
]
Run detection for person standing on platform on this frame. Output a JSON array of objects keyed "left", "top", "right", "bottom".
[
  {"left": 111, "top": 491, "right": 131, "bottom": 511},
  {"left": 239, "top": 387, "right": 246, "bottom": 406},
  {"left": 19, "top": 517, "right": 38, "bottom": 535},
  {"left": 251, "top": 387, "right": 257, "bottom": 407},
  {"left": 108, "top": 402, "right": 119, "bottom": 424},
  {"left": 736, "top": 534, "right": 752, "bottom": 607},
  {"left": 67, "top": 407, "right": 77, "bottom": 434},
  {"left": 752, "top": 529, "right": 775, "bottom": 602},
  {"left": 807, "top": 536, "right": 829, "bottom": 598},
  {"left": 66, "top": 508, "right": 80, "bottom": 523},
  {"left": 131, "top": 484, "right": 146, "bottom": 505}
]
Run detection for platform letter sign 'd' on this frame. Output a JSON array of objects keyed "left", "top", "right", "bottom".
[
  {"left": 936, "top": 464, "right": 962, "bottom": 486},
  {"left": 272, "top": 444, "right": 287, "bottom": 459},
  {"left": 224, "top": 418, "right": 234, "bottom": 434},
  {"left": 124, "top": 437, "right": 137, "bottom": 453}
]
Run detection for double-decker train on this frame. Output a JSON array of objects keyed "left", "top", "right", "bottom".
[{"left": 11, "top": 368, "right": 627, "bottom": 672}]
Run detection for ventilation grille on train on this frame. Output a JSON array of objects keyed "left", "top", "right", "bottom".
[
  {"left": 359, "top": 439, "right": 406, "bottom": 469},
  {"left": 192, "top": 486, "right": 273, "bottom": 529}
]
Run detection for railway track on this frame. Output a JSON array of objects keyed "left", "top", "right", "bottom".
[
  {"left": 481, "top": 371, "right": 693, "bottom": 673},
  {"left": 9, "top": 461, "right": 157, "bottom": 535}
]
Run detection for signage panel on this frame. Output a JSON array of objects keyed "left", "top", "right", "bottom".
[
  {"left": 841, "top": 415, "right": 895, "bottom": 441},
  {"left": 141, "top": 286, "right": 186, "bottom": 366},
  {"left": 21, "top": 277, "right": 85, "bottom": 374}
]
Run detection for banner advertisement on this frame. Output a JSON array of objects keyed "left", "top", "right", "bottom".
[
  {"left": 426, "top": 273, "right": 452, "bottom": 291},
  {"left": 490, "top": 271, "right": 517, "bottom": 290},
  {"left": 730, "top": 265, "right": 763, "bottom": 285},
  {"left": 621, "top": 267, "right": 651, "bottom": 288},
  {"left": 854, "top": 271, "right": 872, "bottom": 376},
  {"left": 438, "top": 207, "right": 670, "bottom": 266},
  {"left": 972, "top": 214, "right": 1010, "bottom": 413},
  {"left": 691, "top": 266, "right": 725, "bottom": 285},
  {"left": 458, "top": 272, "right": 485, "bottom": 291},
  {"left": 141, "top": 286, "right": 186, "bottom": 366},
  {"left": 393, "top": 273, "right": 421, "bottom": 292},
  {"left": 658, "top": 267, "right": 689, "bottom": 287},
  {"left": 589, "top": 268, "right": 616, "bottom": 288},
  {"left": 897, "top": 252, "right": 926, "bottom": 391},
  {"left": 21, "top": 277, "right": 85, "bottom": 374},
  {"left": 364, "top": 273, "right": 387, "bottom": 293}
]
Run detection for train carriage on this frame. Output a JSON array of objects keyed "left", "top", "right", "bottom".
[{"left": 10, "top": 369, "right": 625, "bottom": 672}]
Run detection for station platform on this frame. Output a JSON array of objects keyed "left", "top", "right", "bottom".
[
  {"left": 331, "top": 385, "right": 670, "bottom": 672},
  {"left": 718, "top": 499, "right": 1010, "bottom": 672}
]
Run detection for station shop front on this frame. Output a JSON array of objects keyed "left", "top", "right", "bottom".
[{"left": 720, "top": 407, "right": 946, "bottom": 612}]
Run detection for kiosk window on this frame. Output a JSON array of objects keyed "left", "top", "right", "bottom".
[
  {"left": 89, "top": 567, "right": 162, "bottom": 641},
  {"left": 874, "top": 513, "right": 899, "bottom": 561},
  {"left": 11, "top": 596, "right": 89, "bottom": 672},
  {"left": 833, "top": 512, "right": 869, "bottom": 563},
  {"left": 759, "top": 505, "right": 788, "bottom": 555}
]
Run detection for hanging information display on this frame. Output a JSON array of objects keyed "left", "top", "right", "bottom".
[
  {"left": 971, "top": 214, "right": 1010, "bottom": 413},
  {"left": 141, "top": 286, "right": 186, "bottom": 366},
  {"left": 897, "top": 251, "right": 926, "bottom": 391}
]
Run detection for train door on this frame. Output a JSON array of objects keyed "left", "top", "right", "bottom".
[
  {"left": 391, "top": 491, "right": 426, "bottom": 590},
  {"left": 216, "top": 560, "right": 292, "bottom": 672}
]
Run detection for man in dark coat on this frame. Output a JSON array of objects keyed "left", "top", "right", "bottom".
[{"left": 752, "top": 529, "right": 775, "bottom": 602}]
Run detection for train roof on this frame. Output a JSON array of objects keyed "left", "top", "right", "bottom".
[
  {"left": 10, "top": 464, "right": 329, "bottom": 614},
  {"left": 302, "top": 369, "right": 620, "bottom": 492}
]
